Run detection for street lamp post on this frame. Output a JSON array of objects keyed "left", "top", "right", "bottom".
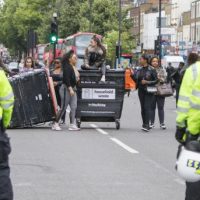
[
  {"left": 118, "top": 0, "right": 122, "bottom": 67},
  {"left": 158, "top": 0, "right": 162, "bottom": 61},
  {"left": 52, "top": 12, "right": 58, "bottom": 60}
]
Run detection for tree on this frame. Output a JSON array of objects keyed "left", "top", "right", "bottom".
[
  {"left": 0, "top": 0, "right": 134, "bottom": 59},
  {"left": 104, "top": 30, "right": 135, "bottom": 66},
  {"left": 0, "top": 0, "right": 52, "bottom": 53},
  {"left": 58, "top": 0, "right": 82, "bottom": 38},
  {"left": 80, "top": 0, "right": 118, "bottom": 35}
]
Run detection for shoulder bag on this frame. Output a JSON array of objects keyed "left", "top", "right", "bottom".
[{"left": 156, "top": 83, "right": 173, "bottom": 97}]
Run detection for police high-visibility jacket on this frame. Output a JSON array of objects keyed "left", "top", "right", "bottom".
[
  {"left": 176, "top": 61, "right": 200, "bottom": 136},
  {"left": 0, "top": 69, "right": 14, "bottom": 128}
]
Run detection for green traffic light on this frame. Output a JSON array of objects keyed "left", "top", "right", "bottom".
[
  {"left": 51, "top": 36, "right": 57, "bottom": 42},
  {"left": 49, "top": 33, "right": 58, "bottom": 44}
]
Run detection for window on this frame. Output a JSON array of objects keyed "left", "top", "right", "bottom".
[
  {"left": 191, "top": 3, "right": 195, "bottom": 19},
  {"left": 157, "top": 17, "right": 167, "bottom": 28},
  {"left": 65, "top": 38, "right": 74, "bottom": 46},
  {"left": 38, "top": 46, "right": 45, "bottom": 54},
  {"left": 75, "top": 35, "right": 93, "bottom": 47},
  {"left": 133, "top": 16, "right": 139, "bottom": 27},
  {"left": 191, "top": 26, "right": 195, "bottom": 41},
  {"left": 196, "top": 24, "right": 200, "bottom": 42},
  {"left": 197, "top": 1, "right": 200, "bottom": 18},
  {"left": 140, "top": 13, "right": 144, "bottom": 26}
]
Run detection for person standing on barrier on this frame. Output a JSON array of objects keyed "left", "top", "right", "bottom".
[
  {"left": 149, "top": 56, "right": 167, "bottom": 129},
  {"left": 175, "top": 55, "right": 200, "bottom": 200},
  {"left": 133, "top": 54, "right": 158, "bottom": 132},
  {"left": 52, "top": 50, "right": 80, "bottom": 131},
  {"left": 0, "top": 69, "right": 14, "bottom": 200},
  {"left": 81, "top": 35, "right": 106, "bottom": 83}
]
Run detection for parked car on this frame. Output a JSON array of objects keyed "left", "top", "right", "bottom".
[{"left": 8, "top": 62, "right": 19, "bottom": 73}]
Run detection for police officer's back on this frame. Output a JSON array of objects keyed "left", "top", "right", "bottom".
[{"left": 0, "top": 69, "right": 14, "bottom": 200}]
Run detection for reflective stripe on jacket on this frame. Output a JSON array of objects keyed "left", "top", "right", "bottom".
[
  {"left": 176, "top": 61, "right": 200, "bottom": 135},
  {"left": 0, "top": 70, "right": 14, "bottom": 128}
]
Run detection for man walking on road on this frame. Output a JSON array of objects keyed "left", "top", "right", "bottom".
[
  {"left": 0, "top": 69, "right": 14, "bottom": 200},
  {"left": 175, "top": 56, "right": 200, "bottom": 200}
]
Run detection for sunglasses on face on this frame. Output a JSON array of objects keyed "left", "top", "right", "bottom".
[{"left": 55, "top": 61, "right": 61, "bottom": 64}]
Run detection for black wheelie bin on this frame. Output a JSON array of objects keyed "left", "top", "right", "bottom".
[{"left": 76, "top": 69, "right": 125, "bottom": 129}]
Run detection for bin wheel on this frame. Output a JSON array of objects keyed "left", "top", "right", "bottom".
[
  {"left": 76, "top": 119, "right": 81, "bottom": 128},
  {"left": 116, "top": 120, "right": 120, "bottom": 130}
]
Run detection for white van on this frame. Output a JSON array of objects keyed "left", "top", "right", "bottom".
[{"left": 162, "top": 55, "right": 184, "bottom": 69}]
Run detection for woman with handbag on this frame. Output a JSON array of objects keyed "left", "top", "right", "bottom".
[
  {"left": 149, "top": 56, "right": 167, "bottom": 129},
  {"left": 133, "top": 54, "right": 158, "bottom": 132}
]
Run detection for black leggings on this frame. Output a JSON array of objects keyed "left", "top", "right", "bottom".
[
  {"left": 138, "top": 89, "right": 153, "bottom": 127},
  {"left": 55, "top": 85, "right": 66, "bottom": 122},
  {"left": 150, "top": 95, "right": 165, "bottom": 125}
]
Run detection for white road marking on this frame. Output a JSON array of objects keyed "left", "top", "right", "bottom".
[
  {"left": 90, "top": 124, "right": 139, "bottom": 154},
  {"left": 90, "top": 124, "right": 108, "bottom": 135},
  {"left": 110, "top": 137, "right": 139, "bottom": 154}
]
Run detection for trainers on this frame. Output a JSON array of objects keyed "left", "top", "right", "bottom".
[
  {"left": 160, "top": 124, "right": 166, "bottom": 130},
  {"left": 52, "top": 122, "right": 62, "bottom": 131},
  {"left": 59, "top": 119, "right": 66, "bottom": 125},
  {"left": 149, "top": 123, "right": 155, "bottom": 129},
  {"left": 68, "top": 124, "right": 80, "bottom": 131},
  {"left": 141, "top": 125, "right": 150, "bottom": 132}
]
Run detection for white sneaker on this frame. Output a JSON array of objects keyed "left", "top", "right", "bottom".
[
  {"left": 68, "top": 124, "right": 80, "bottom": 131},
  {"left": 100, "top": 75, "right": 106, "bottom": 82},
  {"left": 52, "top": 122, "right": 62, "bottom": 131}
]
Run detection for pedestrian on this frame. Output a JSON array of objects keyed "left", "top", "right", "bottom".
[
  {"left": 166, "top": 62, "right": 175, "bottom": 84},
  {"left": 133, "top": 54, "right": 158, "bottom": 132},
  {"left": 173, "top": 53, "right": 199, "bottom": 105},
  {"left": 187, "top": 52, "right": 199, "bottom": 66},
  {"left": 0, "top": 69, "right": 14, "bottom": 200},
  {"left": 50, "top": 57, "right": 66, "bottom": 124},
  {"left": 171, "top": 62, "right": 185, "bottom": 104},
  {"left": 20, "top": 56, "right": 35, "bottom": 72},
  {"left": 52, "top": 50, "right": 80, "bottom": 131},
  {"left": 149, "top": 56, "right": 167, "bottom": 129},
  {"left": 81, "top": 35, "right": 106, "bottom": 83},
  {"left": 175, "top": 55, "right": 200, "bottom": 200}
]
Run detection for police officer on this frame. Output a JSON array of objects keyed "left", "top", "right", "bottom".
[
  {"left": 0, "top": 69, "right": 14, "bottom": 200},
  {"left": 176, "top": 57, "right": 200, "bottom": 200}
]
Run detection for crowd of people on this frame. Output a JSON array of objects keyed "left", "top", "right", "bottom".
[
  {"left": 1, "top": 33, "right": 200, "bottom": 199},
  {"left": 0, "top": 35, "right": 107, "bottom": 132}
]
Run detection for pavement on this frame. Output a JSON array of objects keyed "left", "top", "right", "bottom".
[{"left": 7, "top": 91, "right": 185, "bottom": 200}]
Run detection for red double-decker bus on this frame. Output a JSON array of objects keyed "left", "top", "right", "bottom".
[
  {"left": 34, "top": 44, "right": 47, "bottom": 63},
  {"left": 43, "top": 38, "right": 65, "bottom": 65},
  {"left": 64, "top": 32, "right": 102, "bottom": 68}
]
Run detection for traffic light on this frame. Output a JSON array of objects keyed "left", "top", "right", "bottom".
[
  {"left": 50, "top": 19, "right": 58, "bottom": 44},
  {"left": 116, "top": 45, "right": 122, "bottom": 58}
]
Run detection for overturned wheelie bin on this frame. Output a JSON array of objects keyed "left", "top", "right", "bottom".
[{"left": 76, "top": 69, "right": 125, "bottom": 129}]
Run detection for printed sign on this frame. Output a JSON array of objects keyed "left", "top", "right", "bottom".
[{"left": 82, "top": 88, "right": 115, "bottom": 100}]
